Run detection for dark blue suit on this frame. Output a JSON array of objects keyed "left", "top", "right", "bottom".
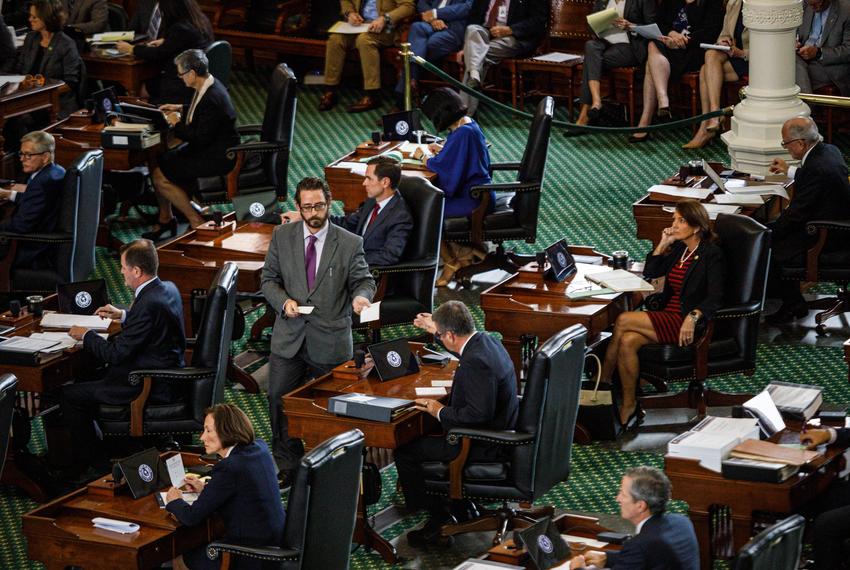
[
  {"left": 812, "top": 427, "right": 850, "bottom": 570},
  {"left": 0, "top": 163, "right": 65, "bottom": 269},
  {"left": 394, "top": 331, "right": 519, "bottom": 512},
  {"left": 606, "top": 513, "right": 699, "bottom": 570},
  {"left": 167, "top": 440, "right": 286, "bottom": 570},
  {"left": 330, "top": 192, "right": 413, "bottom": 267}
]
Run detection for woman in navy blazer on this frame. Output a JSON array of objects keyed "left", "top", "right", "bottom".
[{"left": 165, "top": 404, "right": 286, "bottom": 570}]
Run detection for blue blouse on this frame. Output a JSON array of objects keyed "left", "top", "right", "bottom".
[{"left": 427, "top": 120, "right": 493, "bottom": 218}]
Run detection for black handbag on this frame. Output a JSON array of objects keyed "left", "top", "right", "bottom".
[
  {"left": 577, "top": 353, "right": 620, "bottom": 441},
  {"left": 361, "top": 461, "right": 382, "bottom": 506}
]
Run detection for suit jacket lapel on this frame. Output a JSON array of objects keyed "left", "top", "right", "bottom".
[
  {"left": 823, "top": 8, "right": 839, "bottom": 43},
  {"left": 801, "top": 8, "right": 814, "bottom": 42},
  {"left": 363, "top": 195, "right": 396, "bottom": 240},
  {"left": 679, "top": 242, "right": 706, "bottom": 291},
  {"left": 311, "top": 224, "right": 338, "bottom": 292},
  {"left": 357, "top": 198, "right": 377, "bottom": 236}
]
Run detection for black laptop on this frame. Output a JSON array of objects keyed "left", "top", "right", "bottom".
[
  {"left": 113, "top": 448, "right": 168, "bottom": 499},
  {"left": 382, "top": 109, "right": 422, "bottom": 142},
  {"left": 56, "top": 279, "right": 108, "bottom": 315},
  {"left": 514, "top": 516, "right": 571, "bottom": 570},
  {"left": 544, "top": 239, "right": 577, "bottom": 282},
  {"left": 92, "top": 86, "right": 121, "bottom": 123},
  {"left": 231, "top": 191, "right": 283, "bottom": 224},
  {"left": 368, "top": 338, "right": 420, "bottom": 382}
]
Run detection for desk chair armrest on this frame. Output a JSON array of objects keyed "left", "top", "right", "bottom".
[
  {"left": 469, "top": 181, "right": 539, "bottom": 199},
  {"left": 127, "top": 367, "right": 216, "bottom": 387},
  {"left": 804, "top": 220, "right": 850, "bottom": 281},
  {"left": 807, "top": 219, "right": 850, "bottom": 233},
  {"left": 207, "top": 541, "right": 301, "bottom": 563},
  {"left": 0, "top": 231, "right": 73, "bottom": 244},
  {"left": 713, "top": 302, "right": 762, "bottom": 320},
  {"left": 488, "top": 161, "right": 522, "bottom": 173},
  {"left": 236, "top": 124, "right": 263, "bottom": 137},
  {"left": 446, "top": 428, "right": 534, "bottom": 446},
  {"left": 227, "top": 141, "right": 290, "bottom": 160},
  {"left": 371, "top": 260, "right": 436, "bottom": 276}
]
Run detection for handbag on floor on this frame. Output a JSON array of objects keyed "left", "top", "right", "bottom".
[{"left": 577, "top": 353, "right": 620, "bottom": 441}]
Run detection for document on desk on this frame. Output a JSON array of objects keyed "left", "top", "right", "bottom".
[
  {"left": 166, "top": 454, "right": 186, "bottom": 487},
  {"left": 586, "top": 269, "right": 654, "bottom": 292},
  {"left": 0, "top": 336, "right": 60, "bottom": 353},
  {"left": 0, "top": 75, "right": 27, "bottom": 84},
  {"left": 725, "top": 183, "right": 789, "bottom": 199},
  {"left": 40, "top": 313, "right": 111, "bottom": 330},
  {"left": 157, "top": 491, "right": 198, "bottom": 508},
  {"left": 359, "top": 301, "right": 381, "bottom": 323},
  {"left": 633, "top": 23, "right": 662, "bottom": 40},
  {"left": 332, "top": 161, "right": 368, "bottom": 176},
  {"left": 743, "top": 389, "right": 786, "bottom": 436},
  {"left": 648, "top": 184, "right": 713, "bottom": 201},
  {"left": 328, "top": 21, "right": 371, "bottom": 34},
  {"left": 398, "top": 141, "right": 432, "bottom": 156},
  {"left": 701, "top": 203, "right": 742, "bottom": 219},
  {"left": 532, "top": 52, "right": 582, "bottom": 63},
  {"left": 713, "top": 193, "right": 764, "bottom": 206},
  {"left": 416, "top": 386, "right": 447, "bottom": 396}
]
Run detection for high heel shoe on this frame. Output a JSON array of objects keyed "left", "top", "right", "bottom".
[
  {"left": 618, "top": 403, "right": 646, "bottom": 432},
  {"left": 141, "top": 217, "right": 178, "bottom": 241}
]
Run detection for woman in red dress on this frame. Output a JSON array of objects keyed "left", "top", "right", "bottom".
[{"left": 600, "top": 200, "right": 725, "bottom": 429}]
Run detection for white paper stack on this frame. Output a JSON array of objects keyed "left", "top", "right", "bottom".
[
  {"left": 40, "top": 313, "right": 111, "bottom": 330},
  {"left": 648, "top": 184, "right": 714, "bottom": 201},
  {"left": 702, "top": 203, "right": 742, "bottom": 219},
  {"left": 743, "top": 390, "right": 786, "bottom": 436},
  {"left": 532, "top": 52, "right": 582, "bottom": 63},
  {"left": 586, "top": 269, "right": 655, "bottom": 292},
  {"left": 690, "top": 415, "right": 760, "bottom": 441},
  {"left": 668, "top": 430, "right": 741, "bottom": 472}
]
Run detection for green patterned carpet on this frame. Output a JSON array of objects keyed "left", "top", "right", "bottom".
[{"left": 2, "top": 68, "right": 849, "bottom": 569}]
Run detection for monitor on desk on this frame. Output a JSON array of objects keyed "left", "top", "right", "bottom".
[
  {"left": 92, "top": 86, "right": 121, "bottom": 123},
  {"left": 382, "top": 109, "right": 423, "bottom": 142},
  {"left": 544, "top": 239, "right": 576, "bottom": 282},
  {"left": 119, "top": 102, "right": 170, "bottom": 131},
  {"left": 57, "top": 279, "right": 108, "bottom": 315},
  {"left": 113, "top": 448, "right": 168, "bottom": 499},
  {"left": 368, "top": 338, "right": 419, "bottom": 381}
]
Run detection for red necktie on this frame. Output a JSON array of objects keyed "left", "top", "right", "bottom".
[
  {"left": 364, "top": 203, "right": 380, "bottom": 235},
  {"left": 486, "top": 0, "right": 504, "bottom": 28}
]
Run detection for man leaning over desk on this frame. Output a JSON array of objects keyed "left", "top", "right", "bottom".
[{"left": 261, "top": 176, "right": 376, "bottom": 486}]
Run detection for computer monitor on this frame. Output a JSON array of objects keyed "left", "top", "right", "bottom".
[
  {"left": 56, "top": 279, "right": 108, "bottom": 315},
  {"left": 92, "top": 86, "right": 121, "bottom": 123},
  {"left": 544, "top": 239, "right": 576, "bottom": 282},
  {"left": 382, "top": 109, "right": 422, "bottom": 142},
  {"left": 368, "top": 338, "right": 420, "bottom": 382},
  {"left": 113, "top": 448, "right": 168, "bottom": 499}
]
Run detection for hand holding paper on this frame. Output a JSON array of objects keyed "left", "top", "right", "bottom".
[
  {"left": 587, "top": 9, "right": 618, "bottom": 35},
  {"left": 358, "top": 300, "right": 381, "bottom": 323}
]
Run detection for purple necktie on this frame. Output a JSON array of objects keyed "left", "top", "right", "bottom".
[{"left": 305, "top": 235, "right": 317, "bottom": 290}]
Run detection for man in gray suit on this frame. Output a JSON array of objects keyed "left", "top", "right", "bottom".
[
  {"left": 796, "top": 0, "right": 850, "bottom": 95},
  {"left": 64, "top": 0, "right": 109, "bottom": 35},
  {"left": 261, "top": 176, "right": 376, "bottom": 482}
]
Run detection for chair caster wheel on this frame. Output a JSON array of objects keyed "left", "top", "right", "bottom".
[
  {"left": 460, "top": 277, "right": 472, "bottom": 289},
  {"left": 816, "top": 324, "right": 827, "bottom": 336}
]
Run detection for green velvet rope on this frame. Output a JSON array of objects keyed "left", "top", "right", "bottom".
[{"left": 412, "top": 55, "right": 733, "bottom": 134}]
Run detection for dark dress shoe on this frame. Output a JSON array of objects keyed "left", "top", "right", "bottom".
[
  {"left": 587, "top": 106, "right": 602, "bottom": 125},
  {"left": 628, "top": 132, "right": 651, "bottom": 143},
  {"left": 141, "top": 217, "right": 178, "bottom": 241},
  {"left": 278, "top": 469, "right": 296, "bottom": 489},
  {"left": 406, "top": 515, "right": 456, "bottom": 548},
  {"left": 656, "top": 107, "right": 673, "bottom": 123},
  {"left": 347, "top": 95, "right": 380, "bottom": 113},
  {"left": 318, "top": 91, "right": 337, "bottom": 111},
  {"left": 766, "top": 302, "right": 809, "bottom": 325}
]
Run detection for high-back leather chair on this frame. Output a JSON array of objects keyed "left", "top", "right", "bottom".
[
  {"left": 205, "top": 40, "right": 233, "bottom": 87},
  {"left": 97, "top": 262, "right": 238, "bottom": 438},
  {"left": 442, "top": 97, "right": 554, "bottom": 286},
  {"left": 0, "top": 150, "right": 103, "bottom": 292},
  {"left": 195, "top": 63, "right": 297, "bottom": 203},
  {"left": 422, "top": 324, "right": 587, "bottom": 544},
  {"left": 355, "top": 175, "right": 444, "bottom": 342},
  {"left": 208, "top": 429, "right": 365, "bottom": 569},
  {"left": 107, "top": 2, "right": 128, "bottom": 30},
  {"left": 732, "top": 514, "right": 805, "bottom": 570},
  {"left": 640, "top": 214, "right": 771, "bottom": 416},
  {"left": 0, "top": 374, "right": 17, "bottom": 477}
]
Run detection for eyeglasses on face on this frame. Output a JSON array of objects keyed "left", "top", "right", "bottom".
[
  {"left": 19, "top": 150, "right": 48, "bottom": 159},
  {"left": 299, "top": 202, "right": 328, "bottom": 213},
  {"left": 780, "top": 138, "right": 804, "bottom": 148}
]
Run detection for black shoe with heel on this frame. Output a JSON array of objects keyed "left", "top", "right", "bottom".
[
  {"left": 141, "top": 217, "right": 178, "bottom": 241},
  {"left": 619, "top": 403, "right": 646, "bottom": 432}
]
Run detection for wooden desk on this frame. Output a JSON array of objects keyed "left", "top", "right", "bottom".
[
  {"left": 0, "top": 80, "right": 64, "bottom": 176},
  {"left": 284, "top": 345, "right": 457, "bottom": 563},
  {"left": 22, "top": 452, "right": 223, "bottom": 569},
  {"left": 508, "top": 55, "right": 583, "bottom": 117},
  {"left": 633, "top": 166, "right": 793, "bottom": 247},
  {"left": 82, "top": 52, "right": 160, "bottom": 96},
  {"left": 665, "top": 428, "right": 849, "bottom": 568},
  {"left": 325, "top": 141, "right": 438, "bottom": 213}
]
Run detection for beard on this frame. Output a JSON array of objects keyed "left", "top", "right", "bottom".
[{"left": 304, "top": 211, "right": 328, "bottom": 229}]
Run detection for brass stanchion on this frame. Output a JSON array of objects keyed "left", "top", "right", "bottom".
[{"left": 400, "top": 42, "right": 412, "bottom": 111}]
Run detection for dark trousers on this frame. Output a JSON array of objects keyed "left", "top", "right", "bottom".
[
  {"left": 767, "top": 235, "right": 808, "bottom": 307},
  {"left": 581, "top": 40, "right": 640, "bottom": 105},
  {"left": 813, "top": 479, "right": 850, "bottom": 569},
  {"left": 268, "top": 345, "right": 336, "bottom": 472}
]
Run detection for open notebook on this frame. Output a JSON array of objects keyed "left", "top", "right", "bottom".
[{"left": 586, "top": 270, "right": 654, "bottom": 292}]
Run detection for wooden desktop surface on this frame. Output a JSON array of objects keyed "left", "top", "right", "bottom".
[
  {"left": 82, "top": 51, "right": 160, "bottom": 96},
  {"left": 665, "top": 427, "right": 849, "bottom": 568},
  {"left": 325, "top": 141, "right": 438, "bottom": 213},
  {"left": 22, "top": 452, "right": 222, "bottom": 570}
]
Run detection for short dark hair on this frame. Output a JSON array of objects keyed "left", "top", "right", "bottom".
[
  {"left": 624, "top": 466, "right": 671, "bottom": 515},
  {"left": 205, "top": 403, "right": 255, "bottom": 448},
  {"left": 30, "top": 0, "right": 66, "bottom": 32},
  {"left": 294, "top": 177, "right": 331, "bottom": 205},
  {"left": 120, "top": 239, "right": 159, "bottom": 277},
  {"left": 675, "top": 199, "right": 717, "bottom": 242},
  {"left": 432, "top": 301, "right": 475, "bottom": 336},
  {"left": 367, "top": 155, "right": 401, "bottom": 189}
]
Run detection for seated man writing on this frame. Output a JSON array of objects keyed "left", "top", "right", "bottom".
[
  {"left": 0, "top": 131, "right": 66, "bottom": 270},
  {"left": 281, "top": 157, "right": 413, "bottom": 267},
  {"left": 62, "top": 239, "right": 186, "bottom": 479}
]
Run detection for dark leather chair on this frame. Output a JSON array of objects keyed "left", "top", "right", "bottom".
[
  {"left": 205, "top": 40, "right": 233, "bottom": 87},
  {"left": 107, "top": 3, "right": 128, "bottom": 31},
  {"left": 195, "top": 63, "right": 297, "bottom": 204},
  {"left": 0, "top": 374, "right": 17, "bottom": 477},
  {"left": 97, "top": 262, "right": 238, "bottom": 438},
  {"left": 442, "top": 96, "right": 554, "bottom": 286},
  {"left": 639, "top": 214, "right": 772, "bottom": 417},
  {"left": 0, "top": 150, "right": 103, "bottom": 292},
  {"left": 207, "top": 428, "right": 365, "bottom": 570},
  {"left": 732, "top": 514, "right": 805, "bottom": 570},
  {"left": 776, "top": 219, "right": 850, "bottom": 335},
  {"left": 355, "top": 175, "right": 444, "bottom": 342},
  {"left": 420, "top": 324, "right": 587, "bottom": 545}
]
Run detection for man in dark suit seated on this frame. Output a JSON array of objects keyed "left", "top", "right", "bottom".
[
  {"left": 802, "top": 426, "right": 850, "bottom": 569},
  {"left": 767, "top": 117, "right": 850, "bottom": 324},
  {"left": 569, "top": 466, "right": 699, "bottom": 570},
  {"left": 0, "top": 131, "right": 66, "bottom": 270},
  {"left": 62, "top": 239, "right": 186, "bottom": 478},
  {"left": 281, "top": 157, "right": 414, "bottom": 267},
  {"left": 395, "top": 300, "right": 519, "bottom": 546}
]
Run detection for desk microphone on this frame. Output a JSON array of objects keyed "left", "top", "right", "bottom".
[{"left": 353, "top": 349, "right": 366, "bottom": 368}]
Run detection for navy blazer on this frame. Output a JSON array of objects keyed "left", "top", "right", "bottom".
[
  {"left": 439, "top": 332, "right": 518, "bottom": 432},
  {"left": 417, "top": 0, "right": 472, "bottom": 39},
  {"left": 644, "top": 240, "right": 725, "bottom": 320},
  {"left": 836, "top": 428, "right": 850, "bottom": 447},
  {"left": 467, "top": 0, "right": 549, "bottom": 55},
  {"left": 173, "top": 78, "right": 240, "bottom": 173},
  {"left": 330, "top": 192, "right": 413, "bottom": 267},
  {"left": 167, "top": 440, "right": 286, "bottom": 569},
  {"left": 0, "top": 163, "right": 65, "bottom": 269},
  {"left": 606, "top": 513, "right": 699, "bottom": 570},
  {"left": 83, "top": 278, "right": 186, "bottom": 402}
]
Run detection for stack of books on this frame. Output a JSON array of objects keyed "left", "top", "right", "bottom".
[
  {"left": 667, "top": 416, "right": 760, "bottom": 472},
  {"left": 766, "top": 380, "right": 823, "bottom": 421}
]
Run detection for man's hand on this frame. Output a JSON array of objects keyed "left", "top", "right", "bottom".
[
  {"left": 165, "top": 486, "right": 183, "bottom": 504},
  {"left": 769, "top": 158, "right": 789, "bottom": 175},
  {"left": 798, "top": 44, "right": 818, "bottom": 61},
  {"left": 147, "top": 38, "right": 164, "bottom": 47},
  {"left": 347, "top": 11, "right": 364, "bottom": 25},
  {"left": 283, "top": 299, "right": 300, "bottom": 318},
  {"left": 164, "top": 111, "right": 181, "bottom": 127},
  {"left": 0, "top": 189, "right": 12, "bottom": 201},
  {"left": 490, "top": 25, "right": 512, "bottom": 38},
  {"left": 428, "top": 142, "right": 443, "bottom": 154},
  {"left": 801, "top": 428, "right": 831, "bottom": 449},
  {"left": 568, "top": 555, "right": 586, "bottom": 570},
  {"left": 584, "top": 550, "right": 607, "bottom": 567},
  {"left": 280, "top": 210, "right": 302, "bottom": 223},
  {"left": 414, "top": 398, "right": 444, "bottom": 418},
  {"left": 158, "top": 104, "right": 182, "bottom": 112},
  {"left": 431, "top": 19, "right": 447, "bottom": 30},
  {"left": 421, "top": 9, "right": 435, "bottom": 22},
  {"left": 678, "top": 318, "right": 696, "bottom": 347},
  {"left": 718, "top": 38, "right": 732, "bottom": 46},
  {"left": 413, "top": 312, "right": 436, "bottom": 334},
  {"left": 358, "top": 354, "right": 375, "bottom": 379},
  {"left": 115, "top": 40, "right": 134, "bottom": 54},
  {"left": 95, "top": 304, "right": 124, "bottom": 320},
  {"left": 68, "top": 326, "right": 89, "bottom": 341},
  {"left": 368, "top": 16, "right": 386, "bottom": 33},
  {"left": 352, "top": 296, "right": 371, "bottom": 314}
]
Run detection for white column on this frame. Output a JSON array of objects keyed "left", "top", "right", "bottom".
[{"left": 723, "top": 0, "right": 807, "bottom": 174}]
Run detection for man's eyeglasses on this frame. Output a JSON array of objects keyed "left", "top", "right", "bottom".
[
  {"left": 780, "top": 138, "right": 804, "bottom": 148},
  {"left": 177, "top": 69, "right": 192, "bottom": 77},
  {"left": 299, "top": 202, "right": 327, "bottom": 213},
  {"left": 19, "top": 151, "right": 47, "bottom": 159}
]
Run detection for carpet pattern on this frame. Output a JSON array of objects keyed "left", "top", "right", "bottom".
[{"left": 1, "top": 67, "right": 848, "bottom": 570}]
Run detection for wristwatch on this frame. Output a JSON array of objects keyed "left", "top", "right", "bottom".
[
  {"left": 383, "top": 12, "right": 393, "bottom": 31},
  {"left": 688, "top": 310, "right": 700, "bottom": 324}
]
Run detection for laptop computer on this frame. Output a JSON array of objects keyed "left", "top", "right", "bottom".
[
  {"left": 92, "top": 86, "right": 121, "bottom": 123},
  {"left": 382, "top": 109, "right": 422, "bottom": 142},
  {"left": 514, "top": 516, "right": 570, "bottom": 570},
  {"left": 544, "top": 239, "right": 577, "bottom": 282},
  {"left": 56, "top": 279, "right": 108, "bottom": 315},
  {"left": 113, "top": 448, "right": 168, "bottom": 499},
  {"left": 368, "top": 338, "right": 420, "bottom": 382},
  {"left": 231, "top": 191, "right": 283, "bottom": 224}
]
